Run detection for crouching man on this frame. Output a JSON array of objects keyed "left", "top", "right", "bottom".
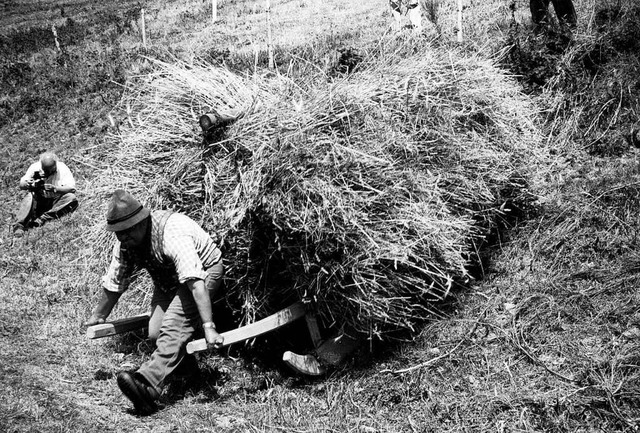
[
  {"left": 13, "top": 152, "right": 78, "bottom": 237},
  {"left": 84, "top": 189, "right": 225, "bottom": 414}
]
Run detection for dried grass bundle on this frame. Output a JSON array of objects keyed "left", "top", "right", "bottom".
[{"left": 84, "top": 47, "right": 544, "bottom": 340}]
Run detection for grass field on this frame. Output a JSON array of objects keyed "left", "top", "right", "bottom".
[{"left": 2, "top": 0, "right": 640, "bottom": 431}]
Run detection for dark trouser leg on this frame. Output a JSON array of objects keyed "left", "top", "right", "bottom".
[
  {"left": 137, "top": 286, "right": 198, "bottom": 394},
  {"left": 14, "top": 193, "right": 36, "bottom": 229},
  {"left": 36, "top": 193, "right": 78, "bottom": 224},
  {"left": 389, "top": 0, "right": 402, "bottom": 28},
  {"left": 550, "top": 0, "right": 577, "bottom": 26},
  {"left": 138, "top": 261, "right": 225, "bottom": 393},
  {"left": 530, "top": 0, "right": 551, "bottom": 25}
]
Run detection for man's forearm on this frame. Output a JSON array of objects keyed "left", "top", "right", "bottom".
[
  {"left": 187, "top": 279, "right": 213, "bottom": 325},
  {"left": 93, "top": 289, "right": 122, "bottom": 319},
  {"left": 56, "top": 185, "right": 76, "bottom": 194}
]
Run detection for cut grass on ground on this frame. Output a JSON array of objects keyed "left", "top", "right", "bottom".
[{"left": 1, "top": 0, "right": 639, "bottom": 432}]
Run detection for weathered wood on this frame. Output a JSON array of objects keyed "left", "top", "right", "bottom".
[
  {"left": 186, "top": 302, "right": 305, "bottom": 354},
  {"left": 86, "top": 313, "right": 150, "bottom": 339},
  {"left": 304, "top": 311, "right": 323, "bottom": 349},
  {"left": 283, "top": 351, "right": 326, "bottom": 376}
]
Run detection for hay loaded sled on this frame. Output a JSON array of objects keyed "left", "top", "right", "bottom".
[
  {"left": 86, "top": 298, "right": 358, "bottom": 376},
  {"left": 83, "top": 49, "right": 543, "bottom": 376}
]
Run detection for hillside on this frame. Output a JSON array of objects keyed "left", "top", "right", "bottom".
[{"left": 1, "top": 0, "right": 639, "bottom": 432}]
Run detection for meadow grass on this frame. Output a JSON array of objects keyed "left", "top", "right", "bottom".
[{"left": 1, "top": 0, "right": 639, "bottom": 431}]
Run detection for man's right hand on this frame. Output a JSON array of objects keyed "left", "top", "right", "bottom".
[
  {"left": 83, "top": 315, "right": 106, "bottom": 327},
  {"left": 204, "top": 326, "right": 224, "bottom": 349}
]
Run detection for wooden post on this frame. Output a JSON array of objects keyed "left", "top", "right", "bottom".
[
  {"left": 456, "top": 0, "right": 463, "bottom": 43},
  {"left": 266, "top": 0, "right": 274, "bottom": 69},
  {"left": 212, "top": 0, "right": 217, "bottom": 23},
  {"left": 254, "top": 45, "right": 259, "bottom": 76},
  {"left": 51, "top": 24, "right": 61, "bottom": 52},
  {"left": 141, "top": 8, "right": 147, "bottom": 48}
]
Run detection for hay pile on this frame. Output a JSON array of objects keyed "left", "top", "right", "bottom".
[{"left": 85, "top": 47, "right": 544, "bottom": 340}]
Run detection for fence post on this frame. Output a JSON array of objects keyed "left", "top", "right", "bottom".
[
  {"left": 141, "top": 8, "right": 147, "bottom": 48},
  {"left": 266, "top": 0, "right": 274, "bottom": 69},
  {"left": 456, "top": 0, "right": 463, "bottom": 43}
]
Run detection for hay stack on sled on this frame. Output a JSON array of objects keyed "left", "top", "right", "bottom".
[{"left": 84, "top": 47, "right": 544, "bottom": 341}]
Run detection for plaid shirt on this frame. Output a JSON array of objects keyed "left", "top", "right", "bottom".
[{"left": 102, "top": 210, "right": 222, "bottom": 293}]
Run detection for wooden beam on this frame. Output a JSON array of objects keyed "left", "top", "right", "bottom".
[
  {"left": 283, "top": 351, "right": 326, "bottom": 376},
  {"left": 86, "top": 313, "right": 150, "bottom": 339},
  {"left": 304, "top": 311, "right": 323, "bottom": 349},
  {"left": 186, "top": 302, "right": 305, "bottom": 354}
]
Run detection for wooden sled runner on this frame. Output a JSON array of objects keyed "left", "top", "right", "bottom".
[
  {"left": 86, "top": 300, "right": 359, "bottom": 376},
  {"left": 185, "top": 302, "right": 306, "bottom": 354},
  {"left": 86, "top": 313, "right": 150, "bottom": 339}
]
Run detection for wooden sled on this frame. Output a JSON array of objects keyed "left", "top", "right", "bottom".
[{"left": 86, "top": 300, "right": 359, "bottom": 376}]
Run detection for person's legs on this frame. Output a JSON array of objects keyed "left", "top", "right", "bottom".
[
  {"left": 550, "top": 0, "right": 577, "bottom": 26},
  {"left": 136, "top": 260, "right": 225, "bottom": 394},
  {"left": 116, "top": 287, "right": 178, "bottom": 413},
  {"left": 136, "top": 286, "right": 200, "bottom": 394},
  {"left": 148, "top": 289, "right": 174, "bottom": 342},
  {"left": 530, "top": 0, "right": 552, "bottom": 25},
  {"left": 389, "top": 0, "right": 402, "bottom": 13},
  {"left": 14, "top": 193, "right": 36, "bottom": 231},
  {"left": 407, "top": 0, "right": 422, "bottom": 31},
  {"left": 35, "top": 193, "right": 78, "bottom": 225},
  {"left": 389, "top": 0, "right": 403, "bottom": 29},
  {"left": 148, "top": 287, "right": 200, "bottom": 380}
]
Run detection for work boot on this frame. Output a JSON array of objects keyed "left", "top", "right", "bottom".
[{"left": 116, "top": 371, "right": 159, "bottom": 415}]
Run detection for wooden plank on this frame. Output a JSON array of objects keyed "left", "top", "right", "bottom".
[
  {"left": 282, "top": 351, "right": 326, "bottom": 376},
  {"left": 304, "top": 312, "right": 323, "bottom": 349},
  {"left": 186, "top": 302, "right": 305, "bottom": 354},
  {"left": 86, "top": 313, "right": 150, "bottom": 339}
]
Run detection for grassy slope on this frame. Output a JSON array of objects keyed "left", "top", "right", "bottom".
[{"left": 1, "top": 0, "right": 639, "bottom": 432}]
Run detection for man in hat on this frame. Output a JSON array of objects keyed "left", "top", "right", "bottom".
[
  {"left": 13, "top": 152, "right": 78, "bottom": 237},
  {"left": 83, "top": 189, "right": 225, "bottom": 414},
  {"left": 530, "top": 0, "right": 577, "bottom": 29}
]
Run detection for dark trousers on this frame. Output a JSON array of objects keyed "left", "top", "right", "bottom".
[
  {"left": 138, "top": 261, "right": 225, "bottom": 393},
  {"left": 530, "top": 0, "right": 577, "bottom": 26},
  {"left": 14, "top": 192, "right": 78, "bottom": 229}
]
